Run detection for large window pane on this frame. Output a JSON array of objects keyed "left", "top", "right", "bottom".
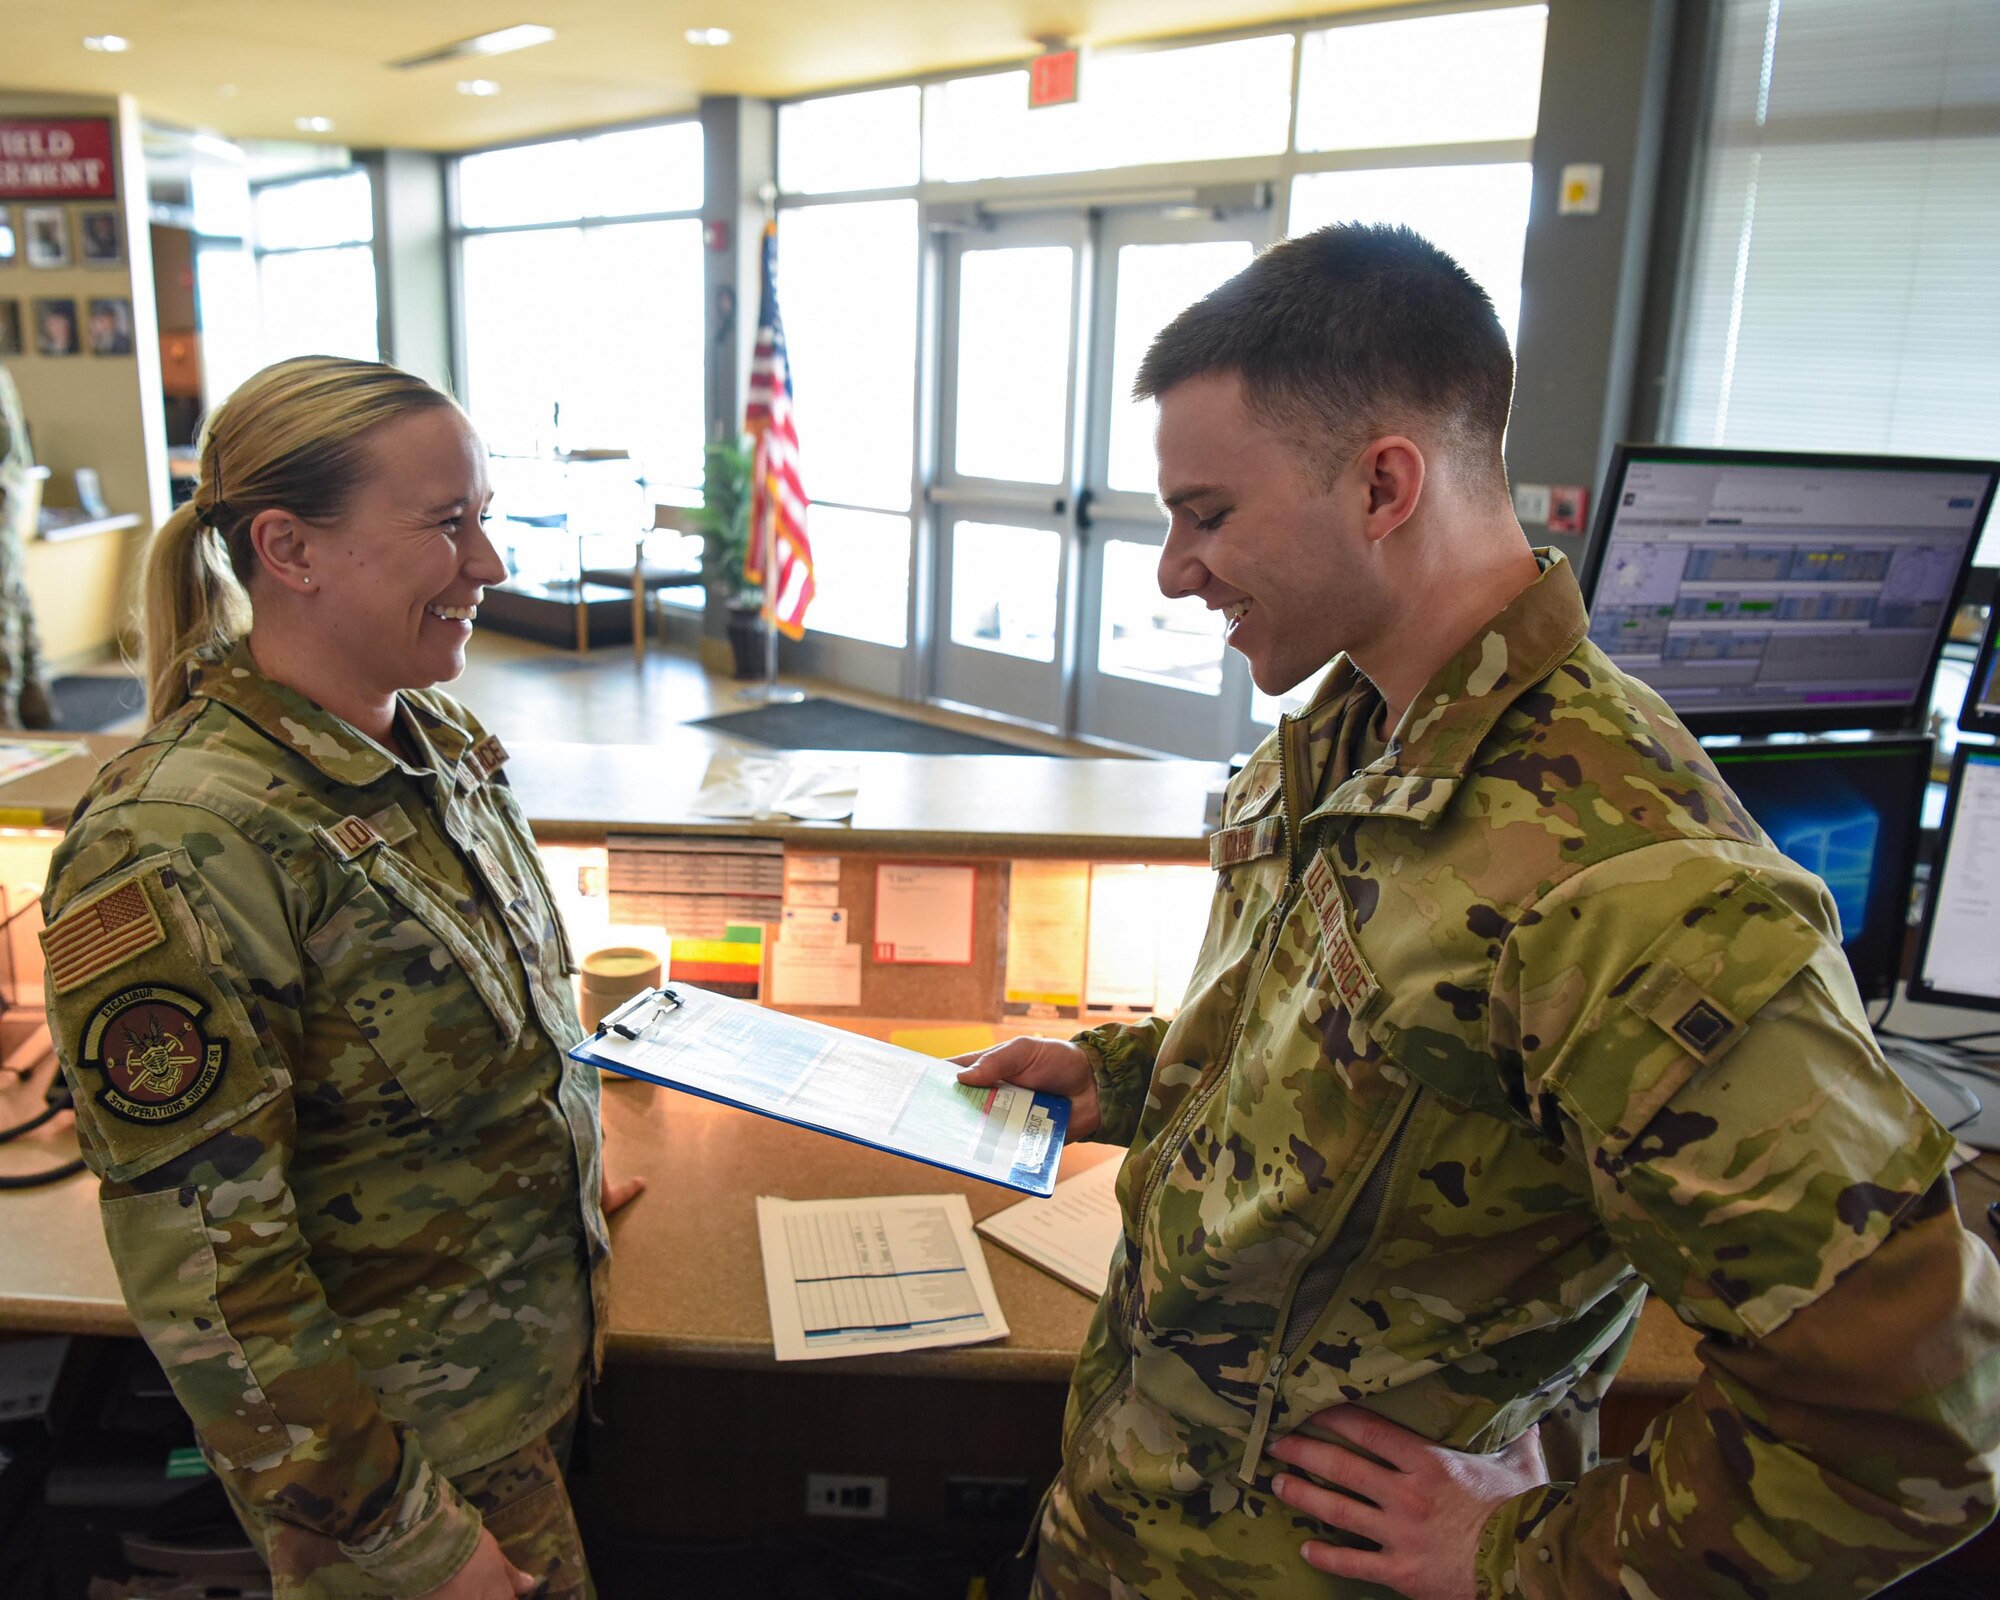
[
  {"left": 1099, "top": 539, "right": 1225, "bottom": 694},
  {"left": 458, "top": 122, "right": 701, "bottom": 227},
  {"left": 803, "top": 506, "right": 912, "bottom": 646},
  {"left": 778, "top": 87, "right": 921, "bottom": 194},
  {"left": 923, "top": 35, "right": 1295, "bottom": 183},
  {"left": 950, "top": 522, "right": 1059, "bottom": 661},
  {"left": 953, "top": 246, "right": 1074, "bottom": 483},
  {"left": 778, "top": 201, "right": 918, "bottom": 511},
  {"left": 254, "top": 169, "right": 372, "bottom": 250},
  {"left": 461, "top": 220, "right": 704, "bottom": 489},
  {"left": 1669, "top": 0, "right": 2000, "bottom": 562},
  {"left": 258, "top": 245, "right": 378, "bottom": 362},
  {"left": 1297, "top": 7, "right": 1546, "bottom": 153},
  {"left": 1288, "top": 164, "right": 1534, "bottom": 345},
  {"left": 1106, "top": 240, "right": 1255, "bottom": 494}
]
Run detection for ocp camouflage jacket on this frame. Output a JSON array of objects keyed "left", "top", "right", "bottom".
[
  {"left": 1040, "top": 552, "right": 2000, "bottom": 1598},
  {"left": 41, "top": 645, "right": 609, "bottom": 1596}
]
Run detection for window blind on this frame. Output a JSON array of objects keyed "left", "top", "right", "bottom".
[{"left": 1670, "top": 0, "right": 2000, "bottom": 557}]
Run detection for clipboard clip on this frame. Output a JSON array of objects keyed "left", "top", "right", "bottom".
[{"left": 596, "top": 986, "right": 682, "bottom": 1041}]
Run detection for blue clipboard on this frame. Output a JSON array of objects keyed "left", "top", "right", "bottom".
[{"left": 570, "top": 984, "right": 1070, "bottom": 1196}]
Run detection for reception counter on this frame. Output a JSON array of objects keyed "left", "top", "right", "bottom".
[{"left": 5, "top": 728, "right": 1995, "bottom": 1418}]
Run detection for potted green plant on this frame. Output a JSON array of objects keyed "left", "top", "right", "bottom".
[{"left": 696, "top": 438, "right": 765, "bottom": 679}]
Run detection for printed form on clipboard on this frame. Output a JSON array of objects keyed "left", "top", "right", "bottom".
[{"left": 572, "top": 985, "right": 1069, "bottom": 1195}]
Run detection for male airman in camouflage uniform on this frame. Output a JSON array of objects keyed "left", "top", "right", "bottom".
[
  {"left": 41, "top": 642, "right": 610, "bottom": 1598},
  {"left": 962, "top": 226, "right": 2000, "bottom": 1597}
]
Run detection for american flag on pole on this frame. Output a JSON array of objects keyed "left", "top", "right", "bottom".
[{"left": 743, "top": 220, "right": 815, "bottom": 640}]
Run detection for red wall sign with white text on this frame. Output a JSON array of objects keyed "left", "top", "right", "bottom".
[{"left": 0, "top": 120, "right": 118, "bottom": 201}]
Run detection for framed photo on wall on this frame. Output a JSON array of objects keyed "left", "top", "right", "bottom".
[
  {"left": 33, "top": 297, "right": 78, "bottom": 356},
  {"left": 86, "top": 296, "right": 133, "bottom": 355},
  {"left": 78, "top": 207, "right": 122, "bottom": 266},
  {"left": 0, "top": 208, "right": 15, "bottom": 267},
  {"left": 23, "top": 207, "right": 67, "bottom": 269},
  {"left": 0, "top": 299, "right": 21, "bottom": 356}
]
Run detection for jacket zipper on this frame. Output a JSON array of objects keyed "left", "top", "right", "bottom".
[
  {"left": 1237, "top": 1085, "right": 1423, "bottom": 1484},
  {"left": 1070, "top": 715, "right": 1315, "bottom": 1455}
]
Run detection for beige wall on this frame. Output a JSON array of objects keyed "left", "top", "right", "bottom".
[{"left": 1, "top": 89, "right": 167, "bottom": 668}]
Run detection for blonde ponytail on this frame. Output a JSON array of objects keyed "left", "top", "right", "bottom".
[
  {"left": 136, "top": 356, "right": 457, "bottom": 726},
  {"left": 141, "top": 502, "right": 253, "bottom": 724}
]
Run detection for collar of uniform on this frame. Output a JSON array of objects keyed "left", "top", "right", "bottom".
[
  {"left": 192, "top": 641, "right": 399, "bottom": 788},
  {"left": 401, "top": 693, "right": 481, "bottom": 789},
  {"left": 1307, "top": 548, "right": 1589, "bottom": 827}
]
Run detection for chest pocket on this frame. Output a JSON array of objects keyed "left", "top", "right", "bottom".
[{"left": 304, "top": 837, "right": 524, "bottom": 1117}]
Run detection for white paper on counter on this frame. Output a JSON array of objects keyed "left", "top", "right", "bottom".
[
  {"left": 1004, "top": 859, "right": 1090, "bottom": 1011},
  {"left": 976, "top": 1156, "right": 1123, "bottom": 1297},
  {"left": 770, "top": 939, "right": 863, "bottom": 1007},
  {"left": 691, "top": 751, "right": 860, "bottom": 821},
  {"left": 874, "top": 862, "right": 976, "bottom": 965},
  {"left": 758, "top": 1193, "right": 1009, "bottom": 1361},
  {"left": 781, "top": 905, "right": 849, "bottom": 948}
]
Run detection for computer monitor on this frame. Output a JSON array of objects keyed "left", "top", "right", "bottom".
[
  {"left": 1958, "top": 603, "right": 2000, "bottom": 737},
  {"left": 1581, "top": 446, "right": 1999, "bottom": 736},
  {"left": 1704, "top": 735, "right": 1932, "bottom": 1003},
  {"left": 1909, "top": 744, "right": 2000, "bottom": 1012}
]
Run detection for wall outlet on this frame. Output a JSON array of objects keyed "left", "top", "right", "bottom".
[
  {"left": 806, "top": 1473, "right": 888, "bottom": 1519},
  {"left": 945, "top": 1475, "right": 1032, "bottom": 1521}
]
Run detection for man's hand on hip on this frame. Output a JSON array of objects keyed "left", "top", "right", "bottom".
[
  {"left": 418, "top": 1528, "right": 537, "bottom": 1600},
  {"left": 952, "top": 1038, "right": 1100, "bottom": 1139},
  {"left": 1268, "top": 1405, "right": 1547, "bottom": 1600}
]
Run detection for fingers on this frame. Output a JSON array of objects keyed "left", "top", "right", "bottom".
[
  {"left": 601, "top": 1174, "right": 646, "bottom": 1216},
  {"left": 1270, "top": 1470, "right": 1390, "bottom": 1543},
  {"left": 952, "top": 1038, "right": 1068, "bottom": 1088},
  {"left": 1299, "top": 1538, "right": 1393, "bottom": 1583},
  {"left": 507, "top": 1560, "right": 538, "bottom": 1596},
  {"left": 1304, "top": 1404, "right": 1430, "bottom": 1474},
  {"left": 1268, "top": 1429, "right": 1399, "bottom": 1507}
]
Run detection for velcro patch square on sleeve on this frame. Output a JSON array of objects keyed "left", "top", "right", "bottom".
[{"left": 41, "top": 878, "right": 167, "bottom": 995}]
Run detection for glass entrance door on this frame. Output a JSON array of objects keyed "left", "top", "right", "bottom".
[
  {"left": 1073, "top": 212, "right": 1263, "bottom": 756},
  {"left": 928, "top": 203, "right": 1268, "bottom": 748},
  {"left": 930, "top": 215, "right": 1087, "bottom": 731}
]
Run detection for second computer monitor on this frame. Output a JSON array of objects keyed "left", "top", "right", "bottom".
[
  {"left": 1704, "top": 735, "right": 1932, "bottom": 1003},
  {"left": 1582, "top": 446, "right": 1998, "bottom": 736}
]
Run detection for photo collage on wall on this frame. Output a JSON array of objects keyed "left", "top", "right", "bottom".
[{"left": 0, "top": 115, "right": 131, "bottom": 364}]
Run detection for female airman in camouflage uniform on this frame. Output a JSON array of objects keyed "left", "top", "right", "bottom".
[{"left": 40, "top": 357, "right": 628, "bottom": 1599}]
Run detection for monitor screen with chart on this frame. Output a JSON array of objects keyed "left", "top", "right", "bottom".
[
  {"left": 1909, "top": 744, "right": 2000, "bottom": 1012},
  {"left": 1581, "top": 447, "right": 1998, "bottom": 735}
]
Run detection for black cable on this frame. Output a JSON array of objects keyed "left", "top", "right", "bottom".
[
  {"left": 0, "top": 1157, "right": 85, "bottom": 1189},
  {"left": 0, "top": 1102, "right": 61, "bottom": 1142}
]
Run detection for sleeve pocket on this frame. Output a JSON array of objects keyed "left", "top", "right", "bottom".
[
  {"left": 45, "top": 854, "right": 290, "bottom": 1185},
  {"left": 100, "top": 1186, "right": 291, "bottom": 1471}
]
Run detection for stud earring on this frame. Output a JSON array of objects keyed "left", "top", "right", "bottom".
[{"left": 301, "top": 576, "right": 312, "bottom": 587}]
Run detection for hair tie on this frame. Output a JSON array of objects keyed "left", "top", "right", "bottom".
[{"left": 197, "top": 498, "right": 233, "bottom": 531}]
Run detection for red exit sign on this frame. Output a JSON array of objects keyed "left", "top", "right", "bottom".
[{"left": 1028, "top": 48, "right": 1080, "bottom": 109}]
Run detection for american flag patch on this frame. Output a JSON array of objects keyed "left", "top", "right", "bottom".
[{"left": 41, "top": 879, "right": 167, "bottom": 995}]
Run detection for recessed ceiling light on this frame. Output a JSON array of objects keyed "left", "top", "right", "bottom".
[
  {"left": 217, "top": 83, "right": 240, "bottom": 97},
  {"left": 390, "top": 23, "right": 555, "bottom": 69},
  {"left": 82, "top": 34, "right": 129, "bottom": 52},
  {"left": 295, "top": 116, "right": 335, "bottom": 134},
  {"left": 457, "top": 79, "right": 501, "bottom": 96},
  {"left": 685, "top": 27, "right": 732, "bottom": 46}
]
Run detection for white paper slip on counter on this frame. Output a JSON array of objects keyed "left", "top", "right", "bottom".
[
  {"left": 976, "top": 1154, "right": 1124, "bottom": 1297},
  {"left": 757, "top": 1194, "right": 1009, "bottom": 1360}
]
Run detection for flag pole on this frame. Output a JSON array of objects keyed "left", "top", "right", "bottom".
[{"left": 739, "top": 183, "right": 803, "bottom": 706}]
